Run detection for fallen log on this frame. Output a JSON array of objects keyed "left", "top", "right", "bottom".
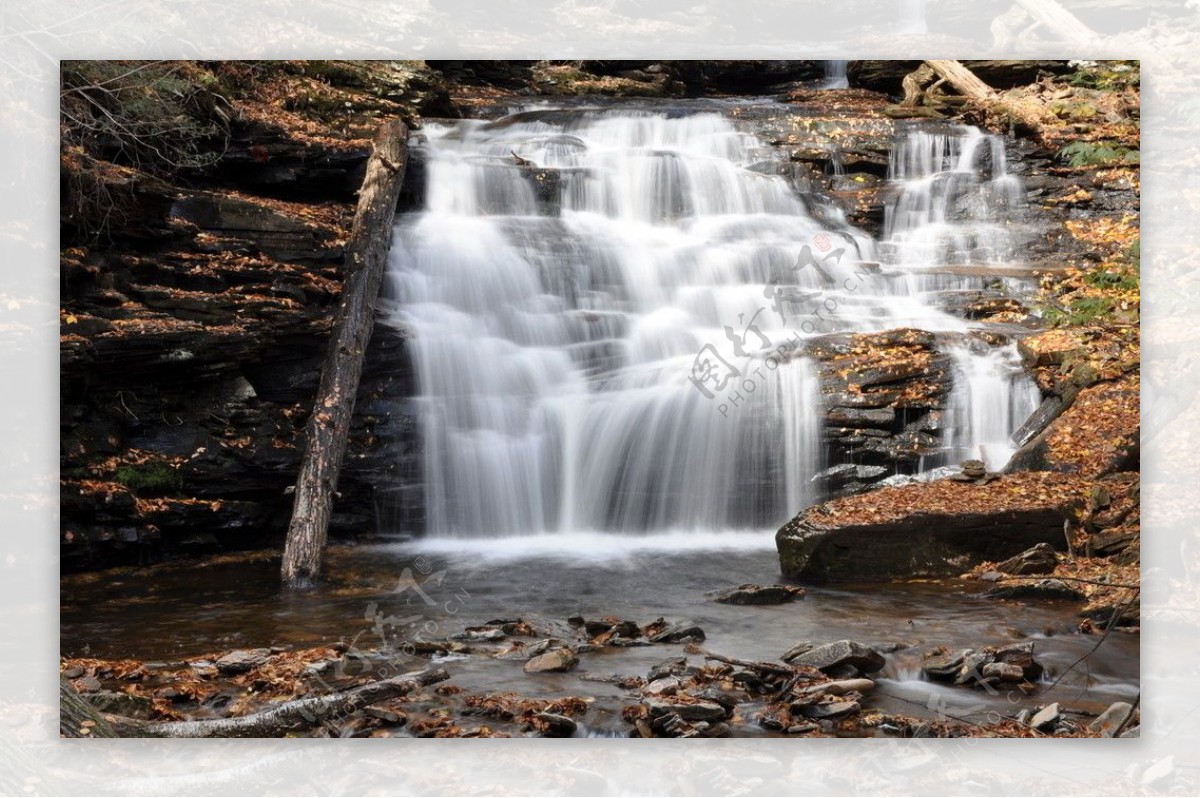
[
  {"left": 60, "top": 676, "right": 123, "bottom": 738},
  {"left": 282, "top": 119, "right": 408, "bottom": 587},
  {"left": 142, "top": 667, "right": 448, "bottom": 738}
]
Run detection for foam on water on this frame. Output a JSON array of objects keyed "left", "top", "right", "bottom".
[{"left": 388, "top": 108, "right": 1039, "bottom": 539}]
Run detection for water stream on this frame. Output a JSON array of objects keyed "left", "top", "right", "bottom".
[
  {"left": 57, "top": 101, "right": 1125, "bottom": 730},
  {"left": 388, "top": 106, "right": 1038, "bottom": 538}
]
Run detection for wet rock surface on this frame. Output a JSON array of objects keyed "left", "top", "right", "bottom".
[
  {"left": 776, "top": 472, "right": 1098, "bottom": 581},
  {"left": 712, "top": 584, "right": 806, "bottom": 605}
]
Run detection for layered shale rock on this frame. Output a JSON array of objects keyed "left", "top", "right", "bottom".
[{"left": 776, "top": 471, "right": 1098, "bottom": 581}]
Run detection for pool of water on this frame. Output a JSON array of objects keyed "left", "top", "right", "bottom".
[{"left": 60, "top": 534, "right": 1139, "bottom": 730}]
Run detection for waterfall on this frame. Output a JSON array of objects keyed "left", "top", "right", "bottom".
[
  {"left": 389, "top": 108, "right": 1038, "bottom": 539},
  {"left": 944, "top": 343, "right": 1042, "bottom": 471},
  {"left": 883, "top": 124, "right": 1026, "bottom": 273},
  {"left": 820, "top": 60, "right": 849, "bottom": 90}
]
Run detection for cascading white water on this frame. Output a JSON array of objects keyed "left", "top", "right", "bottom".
[
  {"left": 881, "top": 123, "right": 1039, "bottom": 472},
  {"left": 883, "top": 124, "right": 1025, "bottom": 273},
  {"left": 390, "top": 109, "right": 1039, "bottom": 538},
  {"left": 944, "top": 343, "right": 1043, "bottom": 470},
  {"left": 820, "top": 60, "right": 849, "bottom": 90}
]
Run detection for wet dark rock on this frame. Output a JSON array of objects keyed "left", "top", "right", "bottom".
[
  {"left": 777, "top": 472, "right": 1088, "bottom": 581},
  {"left": 782, "top": 640, "right": 885, "bottom": 674},
  {"left": 86, "top": 691, "right": 154, "bottom": 719},
  {"left": 984, "top": 579, "right": 1085, "bottom": 602},
  {"left": 534, "top": 712, "right": 578, "bottom": 737},
  {"left": 645, "top": 619, "right": 706, "bottom": 644},
  {"left": 995, "top": 542, "right": 1059, "bottom": 575},
  {"left": 924, "top": 642, "right": 1043, "bottom": 687},
  {"left": 647, "top": 656, "right": 689, "bottom": 682},
  {"left": 801, "top": 699, "right": 860, "bottom": 719},
  {"left": 712, "top": 583, "right": 806, "bottom": 605},
  {"left": 364, "top": 706, "right": 406, "bottom": 726},
  {"left": 523, "top": 648, "right": 579, "bottom": 674}
]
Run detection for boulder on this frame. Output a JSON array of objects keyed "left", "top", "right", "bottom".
[
  {"left": 523, "top": 648, "right": 579, "bottom": 674},
  {"left": 782, "top": 640, "right": 885, "bottom": 674},
  {"left": 984, "top": 579, "right": 1085, "bottom": 602},
  {"left": 777, "top": 472, "right": 1093, "bottom": 581},
  {"left": 712, "top": 584, "right": 806, "bottom": 605}
]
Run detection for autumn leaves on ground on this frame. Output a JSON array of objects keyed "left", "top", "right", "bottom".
[{"left": 60, "top": 60, "right": 1139, "bottom": 738}]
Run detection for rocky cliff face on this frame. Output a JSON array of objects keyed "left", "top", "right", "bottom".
[
  {"left": 60, "top": 61, "right": 451, "bottom": 570},
  {"left": 61, "top": 59, "right": 1134, "bottom": 570}
]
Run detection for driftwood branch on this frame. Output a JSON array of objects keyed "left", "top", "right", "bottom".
[
  {"left": 281, "top": 119, "right": 408, "bottom": 587},
  {"left": 903, "top": 60, "right": 996, "bottom": 107},
  {"left": 141, "top": 668, "right": 448, "bottom": 738}
]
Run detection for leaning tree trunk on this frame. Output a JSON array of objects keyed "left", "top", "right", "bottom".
[{"left": 282, "top": 119, "right": 408, "bottom": 587}]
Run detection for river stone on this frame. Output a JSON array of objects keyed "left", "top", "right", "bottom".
[
  {"left": 535, "top": 712, "right": 578, "bottom": 737},
  {"left": 647, "top": 620, "right": 706, "bottom": 643},
  {"left": 783, "top": 640, "right": 885, "bottom": 674},
  {"left": 713, "top": 583, "right": 806, "bottom": 605},
  {"left": 981, "top": 662, "right": 1025, "bottom": 682},
  {"left": 523, "top": 647, "right": 578, "bottom": 674},
  {"left": 984, "top": 579, "right": 1085, "bottom": 601},
  {"left": 993, "top": 642, "right": 1043, "bottom": 680},
  {"left": 1090, "top": 701, "right": 1135, "bottom": 737},
  {"left": 642, "top": 677, "right": 681, "bottom": 697},
  {"left": 995, "top": 543, "right": 1059, "bottom": 575},
  {"left": 215, "top": 648, "right": 271, "bottom": 674},
  {"left": 781, "top": 641, "right": 817, "bottom": 662},
  {"left": 922, "top": 649, "right": 968, "bottom": 679},
  {"left": 61, "top": 665, "right": 85, "bottom": 680},
  {"left": 1030, "top": 702, "right": 1060, "bottom": 731},
  {"left": 647, "top": 656, "right": 688, "bottom": 682},
  {"left": 776, "top": 472, "right": 1087, "bottom": 581},
  {"left": 801, "top": 700, "right": 860, "bottom": 719},
  {"left": 644, "top": 698, "right": 727, "bottom": 723}
]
